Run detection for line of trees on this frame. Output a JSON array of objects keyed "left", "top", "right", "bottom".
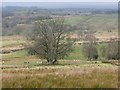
[{"left": 82, "top": 41, "right": 119, "bottom": 60}]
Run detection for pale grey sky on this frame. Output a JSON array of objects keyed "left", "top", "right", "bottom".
[
  {"left": 2, "top": 2, "right": 118, "bottom": 9},
  {"left": 1, "top": 0, "right": 119, "bottom": 2}
]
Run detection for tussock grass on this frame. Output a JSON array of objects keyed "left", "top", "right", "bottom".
[{"left": 2, "top": 65, "right": 118, "bottom": 88}]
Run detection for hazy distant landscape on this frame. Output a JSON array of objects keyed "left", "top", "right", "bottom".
[{"left": 1, "top": 2, "right": 119, "bottom": 88}]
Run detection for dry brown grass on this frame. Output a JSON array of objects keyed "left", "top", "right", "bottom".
[{"left": 2, "top": 65, "right": 118, "bottom": 88}]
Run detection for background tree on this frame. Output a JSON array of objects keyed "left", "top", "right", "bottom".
[
  {"left": 106, "top": 41, "right": 119, "bottom": 60},
  {"left": 98, "top": 44, "right": 108, "bottom": 60},
  {"left": 82, "top": 34, "right": 98, "bottom": 60},
  {"left": 82, "top": 43, "right": 98, "bottom": 60},
  {"left": 28, "top": 18, "right": 73, "bottom": 64}
]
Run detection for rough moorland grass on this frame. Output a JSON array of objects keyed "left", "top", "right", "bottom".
[{"left": 2, "top": 65, "right": 118, "bottom": 88}]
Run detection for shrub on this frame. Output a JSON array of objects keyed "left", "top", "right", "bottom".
[
  {"left": 106, "top": 41, "right": 119, "bottom": 60},
  {"left": 82, "top": 43, "right": 98, "bottom": 60}
]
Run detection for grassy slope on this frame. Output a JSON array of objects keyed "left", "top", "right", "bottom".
[{"left": 66, "top": 14, "right": 117, "bottom": 31}]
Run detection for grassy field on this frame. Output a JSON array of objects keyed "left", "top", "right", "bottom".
[
  {"left": 1, "top": 35, "right": 118, "bottom": 88},
  {"left": 1, "top": 40, "right": 118, "bottom": 88},
  {"left": 65, "top": 45, "right": 85, "bottom": 60},
  {"left": 66, "top": 14, "right": 118, "bottom": 42},
  {"left": 1, "top": 13, "right": 118, "bottom": 88},
  {"left": 2, "top": 64, "right": 118, "bottom": 88},
  {"left": 66, "top": 14, "right": 117, "bottom": 30},
  {"left": 2, "top": 36, "right": 26, "bottom": 48}
]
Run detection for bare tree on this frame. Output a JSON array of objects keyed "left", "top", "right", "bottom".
[
  {"left": 82, "top": 43, "right": 98, "bottom": 60},
  {"left": 99, "top": 44, "right": 108, "bottom": 60},
  {"left": 82, "top": 34, "right": 98, "bottom": 60},
  {"left": 28, "top": 18, "right": 73, "bottom": 64},
  {"left": 107, "top": 41, "right": 119, "bottom": 60}
]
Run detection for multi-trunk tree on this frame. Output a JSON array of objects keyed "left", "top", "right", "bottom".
[{"left": 28, "top": 18, "right": 73, "bottom": 64}]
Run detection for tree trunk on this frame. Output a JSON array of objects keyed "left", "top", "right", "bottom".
[
  {"left": 47, "top": 58, "right": 57, "bottom": 65},
  {"left": 53, "top": 58, "right": 57, "bottom": 64}
]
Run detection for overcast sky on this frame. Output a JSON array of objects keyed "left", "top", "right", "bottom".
[
  {"left": 1, "top": 0, "right": 119, "bottom": 10},
  {"left": 1, "top": 0, "right": 119, "bottom": 2}
]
